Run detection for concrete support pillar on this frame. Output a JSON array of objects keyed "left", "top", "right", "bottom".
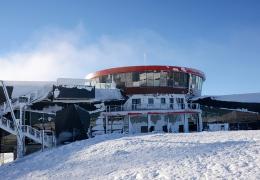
[
  {"left": 18, "top": 106, "right": 25, "bottom": 158},
  {"left": 198, "top": 113, "right": 203, "bottom": 132},
  {"left": 184, "top": 114, "right": 189, "bottom": 133},
  {"left": 167, "top": 117, "right": 170, "bottom": 133},
  {"left": 160, "top": 115, "right": 165, "bottom": 132},
  {"left": 148, "top": 114, "right": 151, "bottom": 132},
  {"left": 16, "top": 135, "right": 24, "bottom": 159},
  {"left": 128, "top": 115, "right": 132, "bottom": 134},
  {"left": 105, "top": 115, "right": 108, "bottom": 134}
]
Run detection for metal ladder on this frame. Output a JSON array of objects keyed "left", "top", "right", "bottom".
[{"left": 0, "top": 81, "right": 55, "bottom": 158}]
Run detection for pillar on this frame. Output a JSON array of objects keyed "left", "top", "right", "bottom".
[
  {"left": 167, "top": 116, "right": 170, "bottom": 133},
  {"left": 160, "top": 115, "right": 165, "bottom": 132},
  {"left": 105, "top": 115, "right": 108, "bottom": 134},
  {"left": 198, "top": 113, "right": 203, "bottom": 132},
  {"left": 148, "top": 114, "right": 151, "bottom": 132},
  {"left": 128, "top": 115, "right": 132, "bottom": 134},
  {"left": 184, "top": 114, "right": 189, "bottom": 133}
]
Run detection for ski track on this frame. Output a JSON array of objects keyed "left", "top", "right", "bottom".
[{"left": 0, "top": 131, "right": 259, "bottom": 180}]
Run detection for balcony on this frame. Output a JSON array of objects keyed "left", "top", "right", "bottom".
[{"left": 104, "top": 103, "right": 201, "bottom": 115}]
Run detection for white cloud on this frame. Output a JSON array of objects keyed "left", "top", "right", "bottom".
[{"left": 0, "top": 26, "right": 179, "bottom": 81}]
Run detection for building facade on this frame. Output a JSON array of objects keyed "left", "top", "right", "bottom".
[{"left": 87, "top": 65, "right": 205, "bottom": 134}]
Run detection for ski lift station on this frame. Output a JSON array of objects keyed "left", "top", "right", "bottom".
[{"left": 0, "top": 65, "right": 259, "bottom": 160}]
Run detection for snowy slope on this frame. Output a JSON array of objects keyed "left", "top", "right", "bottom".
[
  {"left": 193, "top": 93, "right": 260, "bottom": 103},
  {"left": 0, "top": 131, "right": 260, "bottom": 180}
]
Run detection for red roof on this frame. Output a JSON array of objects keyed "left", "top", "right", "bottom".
[{"left": 87, "top": 65, "right": 206, "bottom": 80}]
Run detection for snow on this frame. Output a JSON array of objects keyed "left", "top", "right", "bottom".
[
  {"left": 0, "top": 131, "right": 259, "bottom": 180},
  {"left": 193, "top": 93, "right": 260, "bottom": 103},
  {"left": 3, "top": 81, "right": 53, "bottom": 99},
  {"left": 95, "top": 88, "right": 123, "bottom": 101}
]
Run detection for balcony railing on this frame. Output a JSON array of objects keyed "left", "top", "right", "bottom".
[{"left": 105, "top": 103, "right": 200, "bottom": 112}]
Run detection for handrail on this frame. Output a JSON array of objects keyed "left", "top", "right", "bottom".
[
  {"left": 105, "top": 103, "right": 200, "bottom": 112},
  {"left": 21, "top": 125, "right": 54, "bottom": 147},
  {"left": 0, "top": 117, "right": 54, "bottom": 147}
]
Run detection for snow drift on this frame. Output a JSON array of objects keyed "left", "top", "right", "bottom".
[
  {"left": 0, "top": 131, "right": 259, "bottom": 179},
  {"left": 193, "top": 93, "right": 260, "bottom": 103}
]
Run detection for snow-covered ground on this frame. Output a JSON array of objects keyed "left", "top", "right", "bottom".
[
  {"left": 193, "top": 93, "right": 260, "bottom": 103},
  {"left": 0, "top": 131, "right": 259, "bottom": 180}
]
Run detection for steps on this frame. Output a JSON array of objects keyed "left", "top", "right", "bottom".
[
  {"left": 0, "top": 80, "right": 55, "bottom": 157},
  {"left": 0, "top": 117, "right": 54, "bottom": 147}
]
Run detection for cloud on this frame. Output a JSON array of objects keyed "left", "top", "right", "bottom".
[{"left": 0, "top": 26, "right": 178, "bottom": 81}]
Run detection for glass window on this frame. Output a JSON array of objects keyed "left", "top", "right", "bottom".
[
  {"left": 132, "top": 72, "right": 140, "bottom": 82},
  {"left": 167, "top": 71, "right": 174, "bottom": 87},
  {"left": 174, "top": 72, "right": 188, "bottom": 87},
  {"left": 191, "top": 75, "right": 196, "bottom": 89},
  {"left": 100, "top": 75, "right": 107, "bottom": 83},
  {"left": 132, "top": 98, "right": 141, "bottom": 104},
  {"left": 140, "top": 72, "right": 147, "bottom": 87},
  {"left": 125, "top": 73, "right": 133, "bottom": 87},
  {"left": 170, "top": 98, "right": 174, "bottom": 104},
  {"left": 147, "top": 71, "right": 154, "bottom": 86},
  {"left": 148, "top": 98, "right": 154, "bottom": 104},
  {"left": 160, "top": 71, "right": 167, "bottom": 86},
  {"left": 161, "top": 98, "right": 166, "bottom": 104},
  {"left": 153, "top": 71, "right": 160, "bottom": 86},
  {"left": 113, "top": 73, "right": 126, "bottom": 89},
  {"left": 176, "top": 98, "right": 184, "bottom": 104}
]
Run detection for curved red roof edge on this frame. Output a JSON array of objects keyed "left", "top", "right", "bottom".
[{"left": 86, "top": 65, "right": 206, "bottom": 80}]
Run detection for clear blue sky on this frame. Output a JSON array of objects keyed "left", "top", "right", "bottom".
[{"left": 0, "top": 0, "right": 260, "bottom": 95}]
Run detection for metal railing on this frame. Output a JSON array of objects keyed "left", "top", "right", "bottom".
[
  {"left": 105, "top": 103, "right": 200, "bottom": 112},
  {"left": 0, "top": 117, "right": 16, "bottom": 134},
  {"left": 21, "top": 125, "right": 55, "bottom": 147},
  {"left": 0, "top": 117, "right": 55, "bottom": 147}
]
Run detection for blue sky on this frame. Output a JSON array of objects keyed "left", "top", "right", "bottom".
[{"left": 0, "top": 0, "right": 260, "bottom": 95}]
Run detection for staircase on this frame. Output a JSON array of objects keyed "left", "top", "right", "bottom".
[
  {"left": 0, "top": 80, "right": 55, "bottom": 158},
  {"left": 0, "top": 117, "right": 54, "bottom": 147}
]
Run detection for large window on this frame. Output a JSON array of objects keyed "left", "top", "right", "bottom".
[
  {"left": 132, "top": 72, "right": 140, "bottom": 82},
  {"left": 190, "top": 75, "right": 203, "bottom": 91},
  {"left": 95, "top": 70, "right": 194, "bottom": 89},
  {"left": 167, "top": 71, "right": 174, "bottom": 86},
  {"left": 174, "top": 72, "right": 188, "bottom": 87},
  {"left": 146, "top": 72, "right": 154, "bottom": 86},
  {"left": 132, "top": 72, "right": 140, "bottom": 87},
  {"left": 153, "top": 71, "right": 160, "bottom": 86},
  {"left": 160, "top": 71, "right": 167, "bottom": 86},
  {"left": 140, "top": 72, "right": 147, "bottom": 87},
  {"left": 125, "top": 73, "right": 133, "bottom": 87},
  {"left": 113, "top": 73, "right": 125, "bottom": 89},
  {"left": 100, "top": 75, "right": 112, "bottom": 83}
]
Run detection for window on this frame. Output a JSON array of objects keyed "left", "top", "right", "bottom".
[
  {"left": 153, "top": 71, "right": 160, "bottom": 86},
  {"left": 132, "top": 98, "right": 141, "bottom": 104},
  {"left": 176, "top": 98, "right": 181, "bottom": 103},
  {"left": 160, "top": 71, "right": 167, "bottom": 86},
  {"left": 140, "top": 72, "right": 147, "bottom": 87},
  {"left": 148, "top": 98, "right": 154, "bottom": 104},
  {"left": 113, "top": 73, "right": 125, "bottom": 89},
  {"left": 174, "top": 72, "right": 188, "bottom": 87},
  {"left": 132, "top": 72, "right": 140, "bottom": 82},
  {"left": 167, "top": 71, "right": 174, "bottom": 87},
  {"left": 125, "top": 73, "right": 133, "bottom": 87},
  {"left": 147, "top": 72, "right": 154, "bottom": 86},
  {"left": 161, "top": 98, "right": 166, "bottom": 104},
  {"left": 170, "top": 98, "right": 174, "bottom": 104},
  {"left": 132, "top": 98, "right": 141, "bottom": 110},
  {"left": 170, "top": 98, "right": 174, "bottom": 109}
]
